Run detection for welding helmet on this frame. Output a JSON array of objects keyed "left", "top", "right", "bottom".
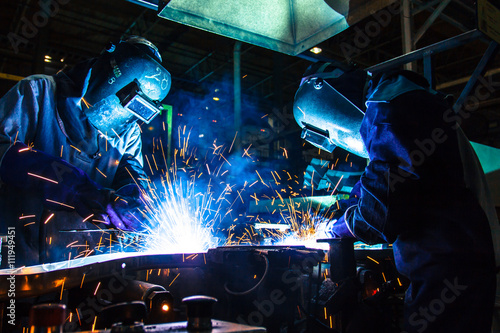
[
  {"left": 293, "top": 62, "right": 369, "bottom": 158},
  {"left": 83, "top": 36, "right": 171, "bottom": 137}
]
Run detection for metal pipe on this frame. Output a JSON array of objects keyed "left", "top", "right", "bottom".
[
  {"left": 437, "top": 67, "right": 500, "bottom": 90},
  {"left": 125, "top": 0, "right": 159, "bottom": 10},
  {"left": 414, "top": 0, "right": 452, "bottom": 44},
  {"left": 401, "top": 0, "right": 415, "bottom": 71},
  {"left": 0, "top": 73, "right": 24, "bottom": 81},
  {"left": 367, "top": 30, "right": 483, "bottom": 73},
  {"left": 453, "top": 41, "right": 499, "bottom": 113},
  {"left": 423, "top": 52, "right": 434, "bottom": 88},
  {"left": 234, "top": 41, "right": 242, "bottom": 151}
]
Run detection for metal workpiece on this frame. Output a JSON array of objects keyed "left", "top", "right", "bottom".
[
  {"left": 317, "top": 238, "right": 356, "bottom": 283},
  {"left": 0, "top": 244, "right": 405, "bottom": 332},
  {"left": 0, "top": 252, "right": 206, "bottom": 301},
  {"left": 80, "top": 320, "right": 267, "bottom": 332}
]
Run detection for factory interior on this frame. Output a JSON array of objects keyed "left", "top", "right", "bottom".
[{"left": 1, "top": 0, "right": 500, "bottom": 332}]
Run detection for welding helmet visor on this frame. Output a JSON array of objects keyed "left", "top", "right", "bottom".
[
  {"left": 83, "top": 36, "right": 171, "bottom": 137},
  {"left": 293, "top": 63, "right": 369, "bottom": 158}
]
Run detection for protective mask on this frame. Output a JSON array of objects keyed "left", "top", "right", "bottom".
[
  {"left": 84, "top": 94, "right": 136, "bottom": 138},
  {"left": 293, "top": 76, "right": 369, "bottom": 158}
]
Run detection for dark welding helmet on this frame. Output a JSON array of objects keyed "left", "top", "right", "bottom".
[
  {"left": 83, "top": 36, "right": 171, "bottom": 137},
  {"left": 293, "top": 62, "right": 369, "bottom": 158}
]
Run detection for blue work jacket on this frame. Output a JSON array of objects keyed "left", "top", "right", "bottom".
[{"left": 0, "top": 60, "right": 147, "bottom": 267}]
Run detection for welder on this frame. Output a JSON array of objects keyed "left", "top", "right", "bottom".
[
  {"left": 294, "top": 62, "right": 500, "bottom": 332},
  {"left": 0, "top": 36, "right": 171, "bottom": 267}
]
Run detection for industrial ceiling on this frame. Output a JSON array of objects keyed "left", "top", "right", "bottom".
[{"left": 0, "top": 0, "right": 500, "bottom": 151}]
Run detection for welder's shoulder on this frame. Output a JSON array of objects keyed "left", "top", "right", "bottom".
[
  {"left": 12, "top": 74, "right": 56, "bottom": 98},
  {"left": 366, "top": 73, "right": 427, "bottom": 105}
]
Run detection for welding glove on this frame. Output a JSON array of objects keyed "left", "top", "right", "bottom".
[
  {"left": 324, "top": 214, "right": 355, "bottom": 239},
  {"left": 0, "top": 142, "right": 114, "bottom": 223},
  {"left": 106, "top": 184, "right": 149, "bottom": 232},
  {"left": 335, "top": 180, "right": 362, "bottom": 215}
]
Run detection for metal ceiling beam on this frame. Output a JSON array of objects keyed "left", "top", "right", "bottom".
[
  {"left": 437, "top": 67, "right": 500, "bottom": 90},
  {"left": 367, "top": 30, "right": 483, "bottom": 73},
  {"left": 413, "top": 0, "right": 452, "bottom": 44},
  {"left": 401, "top": 0, "right": 415, "bottom": 71},
  {"left": 412, "top": 0, "right": 471, "bottom": 33},
  {"left": 126, "top": 0, "right": 159, "bottom": 10},
  {"left": 453, "top": 41, "right": 499, "bottom": 113},
  {"left": 452, "top": 0, "right": 476, "bottom": 14},
  {"left": 122, "top": 8, "right": 149, "bottom": 37},
  {"left": 411, "top": 0, "right": 443, "bottom": 15}
]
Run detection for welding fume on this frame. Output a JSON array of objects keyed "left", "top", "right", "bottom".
[
  {"left": 0, "top": 36, "right": 170, "bottom": 267},
  {"left": 294, "top": 61, "right": 500, "bottom": 332}
]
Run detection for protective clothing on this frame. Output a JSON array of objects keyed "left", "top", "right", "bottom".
[
  {"left": 0, "top": 142, "right": 114, "bottom": 220},
  {"left": 0, "top": 42, "right": 155, "bottom": 266},
  {"left": 0, "top": 142, "right": 148, "bottom": 233},
  {"left": 356, "top": 71, "right": 499, "bottom": 332},
  {"left": 320, "top": 181, "right": 360, "bottom": 238},
  {"left": 110, "top": 184, "right": 149, "bottom": 232},
  {"left": 324, "top": 215, "right": 354, "bottom": 238},
  {"left": 304, "top": 68, "right": 500, "bottom": 332}
]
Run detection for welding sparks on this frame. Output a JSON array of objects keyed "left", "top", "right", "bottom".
[
  {"left": 44, "top": 213, "right": 55, "bottom": 224},
  {"left": 132, "top": 135, "right": 233, "bottom": 254},
  {"left": 28, "top": 172, "right": 58, "bottom": 184},
  {"left": 46, "top": 199, "right": 75, "bottom": 209},
  {"left": 138, "top": 173, "right": 221, "bottom": 254},
  {"left": 92, "top": 125, "right": 343, "bottom": 257}
]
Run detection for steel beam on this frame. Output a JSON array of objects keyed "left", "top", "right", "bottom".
[
  {"left": 453, "top": 41, "right": 499, "bottom": 113},
  {"left": 401, "top": 0, "right": 415, "bottom": 71},
  {"left": 367, "top": 30, "right": 483, "bottom": 73},
  {"left": 414, "top": 0, "right": 452, "bottom": 44}
]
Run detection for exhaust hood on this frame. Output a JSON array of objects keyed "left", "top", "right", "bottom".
[{"left": 157, "top": 0, "right": 397, "bottom": 55}]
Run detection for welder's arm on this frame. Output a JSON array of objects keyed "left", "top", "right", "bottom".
[
  {"left": 107, "top": 184, "right": 149, "bottom": 232},
  {"left": 321, "top": 182, "right": 360, "bottom": 239},
  {"left": 109, "top": 124, "right": 150, "bottom": 231},
  {"left": 343, "top": 95, "right": 432, "bottom": 245},
  {"left": 112, "top": 123, "right": 148, "bottom": 190},
  {"left": 324, "top": 213, "right": 356, "bottom": 238},
  {"left": 0, "top": 78, "right": 42, "bottom": 162},
  {"left": 0, "top": 142, "right": 118, "bottom": 222},
  {"left": 341, "top": 167, "right": 391, "bottom": 244}
]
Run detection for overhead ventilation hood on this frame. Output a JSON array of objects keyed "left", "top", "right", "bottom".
[{"left": 156, "top": 0, "right": 397, "bottom": 55}]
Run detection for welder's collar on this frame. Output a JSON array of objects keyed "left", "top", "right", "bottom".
[
  {"left": 365, "top": 70, "right": 429, "bottom": 105},
  {"left": 54, "top": 59, "right": 100, "bottom": 157}
]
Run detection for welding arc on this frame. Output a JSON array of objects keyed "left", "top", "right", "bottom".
[{"left": 223, "top": 254, "right": 269, "bottom": 296}]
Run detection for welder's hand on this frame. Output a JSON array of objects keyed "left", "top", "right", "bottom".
[
  {"left": 59, "top": 180, "right": 115, "bottom": 222},
  {"left": 335, "top": 181, "right": 362, "bottom": 215},
  {"left": 324, "top": 215, "right": 355, "bottom": 239},
  {"left": 0, "top": 142, "right": 114, "bottom": 221},
  {"left": 309, "top": 206, "right": 333, "bottom": 225},
  {"left": 105, "top": 184, "right": 149, "bottom": 232}
]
